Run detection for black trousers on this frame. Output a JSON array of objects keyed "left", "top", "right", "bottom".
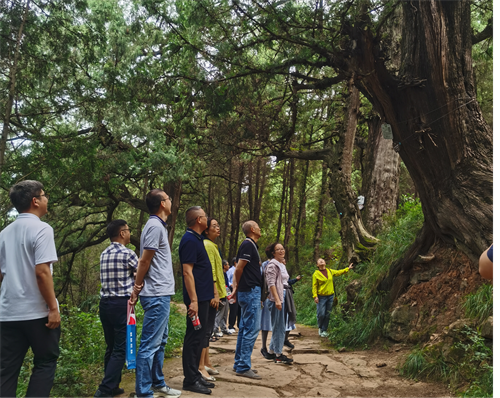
[
  {"left": 182, "top": 300, "right": 209, "bottom": 386},
  {"left": 98, "top": 297, "right": 128, "bottom": 394},
  {"left": 202, "top": 305, "right": 217, "bottom": 349},
  {"left": 0, "top": 317, "right": 60, "bottom": 398},
  {"left": 228, "top": 299, "right": 241, "bottom": 329}
]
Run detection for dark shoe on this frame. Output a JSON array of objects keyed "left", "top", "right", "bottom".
[
  {"left": 260, "top": 348, "right": 275, "bottom": 360},
  {"left": 94, "top": 390, "right": 112, "bottom": 397},
  {"left": 111, "top": 387, "right": 125, "bottom": 396},
  {"left": 274, "top": 354, "right": 293, "bottom": 364},
  {"left": 199, "top": 378, "right": 215, "bottom": 388},
  {"left": 284, "top": 340, "right": 295, "bottom": 349},
  {"left": 183, "top": 380, "right": 211, "bottom": 395}
]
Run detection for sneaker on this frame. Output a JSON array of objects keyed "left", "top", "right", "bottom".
[
  {"left": 274, "top": 354, "right": 293, "bottom": 365},
  {"left": 260, "top": 348, "right": 275, "bottom": 360},
  {"left": 320, "top": 331, "right": 329, "bottom": 338},
  {"left": 228, "top": 328, "right": 236, "bottom": 333},
  {"left": 94, "top": 390, "right": 111, "bottom": 398},
  {"left": 232, "top": 367, "right": 258, "bottom": 374},
  {"left": 152, "top": 386, "right": 182, "bottom": 397},
  {"left": 318, "top": 329, "right": 322, "bottom": 336},
  {"left": 283, "top": 340, "right": 295, "bottom": 349},
  {"left": 223, "top": 329, "right": 233, "bottom": 335},
  {"left": 236, "top": 369, "right": 262, "bottom": 379},
  {"left": 214, "top": 331, "right": 223, "bottom": 337}
]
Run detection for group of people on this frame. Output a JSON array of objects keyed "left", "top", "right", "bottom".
[{"left": 0, "top": 180, "right": 354, "bottom": 398}]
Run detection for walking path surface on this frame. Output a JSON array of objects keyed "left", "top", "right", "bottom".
[{"left": 120, "top": 322, "right": 452, "bottom": 397}]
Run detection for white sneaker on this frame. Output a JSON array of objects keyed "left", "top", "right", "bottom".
[
  {"left": 320, "top": 331, "right": 329, "bottom": 338},
  {"left": 214, "top": 332, "right": 223, "bottom": 337},
  {"left": 152, "top": 386, "right": 182, "bottom": 397},
  {"left": 318, "top": 329, "right": 322, "bottom": 336},
  {"left": 228, "top": 328, "right": 236, "bottom": 333}
]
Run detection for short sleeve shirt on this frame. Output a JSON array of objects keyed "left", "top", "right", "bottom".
[
  {"left": 179, "top": 229, "right": 214, "bottom": 305},
  {"left": 140, "top": 216, "right": 175, "bottom": 296},
  {"left": 236, "top": 238, "right": 261, "bottom": 291},
  {"left": 0, "top": 213, "right": 58, "bottom": 321}
]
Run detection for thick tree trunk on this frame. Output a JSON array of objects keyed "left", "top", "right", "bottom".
[
  {"left": 276, "top": 160, "right": 288, "bottom": 241},
  {"left": 313, "top": 161, "right": 329, "bottom": 261},
  {"left": 254, "top": 157, "right": 266, "bottom": 225},
  {"left": 345, "top": 1, "right": 492, "bottom": 263},
  {"left": 361, "top": 116, "right": 401, "bottom": 235},
  {"left": 328, "top": 77, "right": 378, "bottom": 263},
  {"left": 229, "top": 161, "right": 244, "bottom": 258},
  {"left": 294, "top": 159, "right": 309, "bottom": 267},
  {"left": 284, "top": 158, "right": 295, "bottom": 261},
  {"left": 165, "top": 179, "right": 182, "bottom": 249}
]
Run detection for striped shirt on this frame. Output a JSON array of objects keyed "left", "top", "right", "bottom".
[{"left": 100, "top": 242, "right": 138, "bottom": 298}]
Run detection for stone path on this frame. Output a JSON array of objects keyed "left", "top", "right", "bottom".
[{"left": 120, "top": 322, "right": 453, "bottom": 397}]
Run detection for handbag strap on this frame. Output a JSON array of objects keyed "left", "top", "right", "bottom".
[{"left": 245, "top": 238, "right": 262, "bottom": 265}]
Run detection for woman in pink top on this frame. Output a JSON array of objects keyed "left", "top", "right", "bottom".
[{"left": 264, "top": 243, "right": 293, "bottom": 365}]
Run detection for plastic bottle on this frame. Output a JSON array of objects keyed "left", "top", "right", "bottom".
[
  {"left": 190, "top": 315, "right": 202, "bottom": 330},
  {"left": 227, "top": 286, "right": 236, "bottom": 304}
]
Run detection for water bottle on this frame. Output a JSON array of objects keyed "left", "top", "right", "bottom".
[{"left": 190, "top": 315, "right": 202, "bottom": 330}]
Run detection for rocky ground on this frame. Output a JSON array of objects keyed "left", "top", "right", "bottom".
[{"left": 119, "top": 322, "right": 453, "bottom": 398}]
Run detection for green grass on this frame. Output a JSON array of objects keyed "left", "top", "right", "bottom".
[
  {"left": 295, "top": 198, "right": 424, "bottom": 348},
  {"left": 462, "top": 284, "right": 492, "bottom": 324},
  {"left": 399, "top": 326, "right": 493, "bottom": 397}
]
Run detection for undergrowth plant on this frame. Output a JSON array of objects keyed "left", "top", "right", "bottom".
[
  {"left": 16, "top": 303, "right": 186, "bottom": 397},
  {"left": 462, "top": 284, "right": 492, "bottom": 324},
  {"left": 295, "top": 198, "right": 424, "bottom": 348},
  {"left": 399, "top": 326, "right": 492, "bottom": 397}
]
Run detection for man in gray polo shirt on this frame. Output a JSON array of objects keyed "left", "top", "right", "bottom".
[
  {"left": 129, "top": 189, "right": 181, "bottom": 398},
  {"left": 0, "top": 180, "right": 60, "bottom": 397}
]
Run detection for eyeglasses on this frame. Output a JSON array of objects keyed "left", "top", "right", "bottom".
[
  {"left": 35, "top": 193, "right": 49, "bottom": 200},
  {"left": 121, "top": 228, "right": 130, "bottom": 233}
]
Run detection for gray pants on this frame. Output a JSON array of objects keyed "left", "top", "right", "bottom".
[{"left": 213, "top": 298, "right": 229, "bottom": 333}]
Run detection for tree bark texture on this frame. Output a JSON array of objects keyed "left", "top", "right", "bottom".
[
  {"left": 276, "top": 160, "right": 288, "bottom": 242},
  {"left": 294, "top": 159, "right": 309, "bottom": 268},
  {"left": 361, "top": 116, "right": 401, "bottom": 235},
  {"left": 229, "top": 161, "right": 244, "bottom": 258},
  {"left": 333, "top": 1, "right": 493, "bottom": 302},
  {"left": 343, "top": 1, "right": 492, "bottom": 264},
  {"left": 328, "top": 77, "right": 378, "bottom": 263},
  {"left": 313, "top": 161, "right": 329, "bottom": 261},
  {"left": 165, "top": 179, "right": 182, "bottom": 250},
  {"left": 284, "top": 158, "right": 295, "bottom": 262}
]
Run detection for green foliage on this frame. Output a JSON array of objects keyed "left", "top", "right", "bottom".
[
  {"left": 294, "top": 199, "right": 424, "bottom": 347},
  {"left": 462, "top": 284, "right": 492, "bottom": 324},
  {"left": 399, "top": 326, "right": 493, "bottom": 397}
]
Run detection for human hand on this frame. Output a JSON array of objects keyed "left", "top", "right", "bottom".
[
  {"left": 314, "top": 297, "right": 319, "bottom": 304},
  {"left": 276, "top": 300, "right": 282, "bottom": 310},
  {"left": 46, "top": 308, "right": 61, "bottom": 329},
  {"left": 129, "top": 291, "right": 138, "bottom": 306},
  {"left": 348, "top": 263, "right": 354, "bottom": 270},
  {"left": 188, "top": 301, "right": 199, "bottom": 318},
  {"left": 210, "top": 297, "right": 220, "bottom": 308},
  {"left": 296, "top": 275, "right": 302, "bottom": 280}
]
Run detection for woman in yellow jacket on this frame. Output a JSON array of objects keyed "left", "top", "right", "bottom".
[{"left": 312, "top": 258, "right": 353, "bottom": 337}]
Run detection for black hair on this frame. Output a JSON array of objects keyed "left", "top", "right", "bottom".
[
  {"left": 231, "top": 257, "right": 237, "bottom": 265},
  {"left": 9, "top": 180, "right": 44, "bottom": 213},
  {"left": 201, "top": 217, "right": 216, "bottom": 238},
  {"left": 145, "top": 189, "right": 165, "bottom": 214},
  {"left": 265, "top": 242, "right": 280, "bottom": 259},
  {"left": 106, "top": 219, "right": 128, "bottom": 240},
  {"left": 185, "top": 206, "right": 202, "bottom": 227}
]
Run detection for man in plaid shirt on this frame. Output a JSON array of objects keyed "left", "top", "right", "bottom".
[{"left": 95, "top": 220, "right": 138, "bottom": 397}]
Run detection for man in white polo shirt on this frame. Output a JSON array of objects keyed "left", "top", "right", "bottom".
[{"left": 0, "top": 180, "right": 60, "bottom": 397}]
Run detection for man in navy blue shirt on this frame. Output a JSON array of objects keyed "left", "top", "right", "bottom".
[
  {"left": 232, "top": 220, "right": 263, "bottom": 379},
  {"left": 178, "top": 206, "right": 215, "bottom": 395}
]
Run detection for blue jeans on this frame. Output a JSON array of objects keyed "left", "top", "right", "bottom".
[
  {"left": 316, "top": 294, "right": 334, "bottom": 333},
  {"left": 136, "top": 296, "right": 171, "bottom": 397},
  {"left": 234, "top": 286, "right": 261, "bottom": 373},
  {"left": 268, "top": 290, "right": 286, "bottom": 355}
]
